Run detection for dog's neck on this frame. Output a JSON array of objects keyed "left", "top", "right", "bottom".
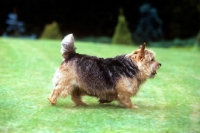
[{"left": 136, "top": 70, "right": 149, "bottom": 85}]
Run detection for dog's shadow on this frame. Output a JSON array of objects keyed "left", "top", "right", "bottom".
[
  {"left": 51, "top": 102, "right": 165, "bottom": 111},
  {"left": 53, "top": 102, "right": 123, "bottom": 110}
]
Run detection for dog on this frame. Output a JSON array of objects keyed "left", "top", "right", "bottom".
[{"left": 48, "top": 34, "right": 161, "bottom": 109}]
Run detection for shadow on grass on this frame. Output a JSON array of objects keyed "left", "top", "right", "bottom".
[
  {"left": 50, "top": 101, "right": 167, "bottom": 111},
  {"left": 54, "top": 103, "right": 120, "bottom": 109}
]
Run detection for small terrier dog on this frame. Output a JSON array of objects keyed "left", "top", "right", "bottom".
[{"left": 48, "top": 34, "right": 161, "bottom": 109}]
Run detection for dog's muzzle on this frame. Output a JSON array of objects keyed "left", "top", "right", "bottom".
[{"left": 150, "top": 62, "right": 161, "bottom": 77}]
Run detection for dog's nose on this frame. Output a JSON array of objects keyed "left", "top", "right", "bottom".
[{"left": 159, "top": 63, "right": 161, "bottom": 66}]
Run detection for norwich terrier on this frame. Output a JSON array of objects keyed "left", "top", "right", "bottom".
[{"left": 48, "top": 34, "right": 161, "bottom": 109}]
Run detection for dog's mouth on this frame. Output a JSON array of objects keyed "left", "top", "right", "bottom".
[
  {"left": 152, "top": 71, "right": 157, "bottom": 75},
  {"left": 150, "top": 71, "right": 157, "bottom": 78}
]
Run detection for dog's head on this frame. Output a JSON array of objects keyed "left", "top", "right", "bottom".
[{"left": 126, "top": 43, "right": 161, "bottom": 78}]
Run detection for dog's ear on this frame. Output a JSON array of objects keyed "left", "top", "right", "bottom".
[
  {"left": 139, "top": 42, "right": 146, "bottom": 53},
  {"left": 138, "top": 42, "right": 146, "bottom": 61},
  {"left": 126, "top": 43, "right": 146, "bottom": 61}
]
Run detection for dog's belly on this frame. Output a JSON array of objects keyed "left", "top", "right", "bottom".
[
  {"left": 73, "top": 78, "right": 118, "bottom": 101},
  {"left": 84, "top": 90, "right": 118, "bottom": 101}
]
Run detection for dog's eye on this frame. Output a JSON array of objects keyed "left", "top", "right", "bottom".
[{"left": 151, "top": 59, "right": 154, "bottom": 62}]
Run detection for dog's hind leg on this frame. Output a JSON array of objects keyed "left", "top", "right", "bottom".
[
  {"left": 48, "top": 85, "right": 63, "bottom": 105},
  {"left": 98, "top": 99, "right": 113, "bottom": 104},
  {"left": 71, "top": 88, "right": 88, "bottom": 106}
]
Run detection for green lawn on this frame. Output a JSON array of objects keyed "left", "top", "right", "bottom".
[{"left": 0, "top": 37, "right": 200, "bottom": 133}]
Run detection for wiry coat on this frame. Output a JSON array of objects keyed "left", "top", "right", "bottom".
[{"left": 48, "top": 34, "right": 161, "bottom": 108}]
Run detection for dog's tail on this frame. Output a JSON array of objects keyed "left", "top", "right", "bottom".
[{"left": 61, "top": 34, "right": 76, "bottom": 59}]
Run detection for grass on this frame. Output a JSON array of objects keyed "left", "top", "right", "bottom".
[{"left": 0, "top": 37, "right": 200, "bottom": 133}]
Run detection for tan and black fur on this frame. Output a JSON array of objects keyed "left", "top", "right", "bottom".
[{"left": 48, "top": 34, "right": 161, "bottom": 109}]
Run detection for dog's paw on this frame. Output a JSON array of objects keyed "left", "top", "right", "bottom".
[
  {"left": 98, "top": 99, "right": 112, "bottom": 104},
  {"left": 48, "top": 98, "right": 56, "bottom": 106},
  {"left": 130, "top": 105, "right": 138, "bottom": 109}
]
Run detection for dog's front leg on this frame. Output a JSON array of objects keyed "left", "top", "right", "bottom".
[{"left": 117, "top": 94, "right": 138, "bottom": 109}]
